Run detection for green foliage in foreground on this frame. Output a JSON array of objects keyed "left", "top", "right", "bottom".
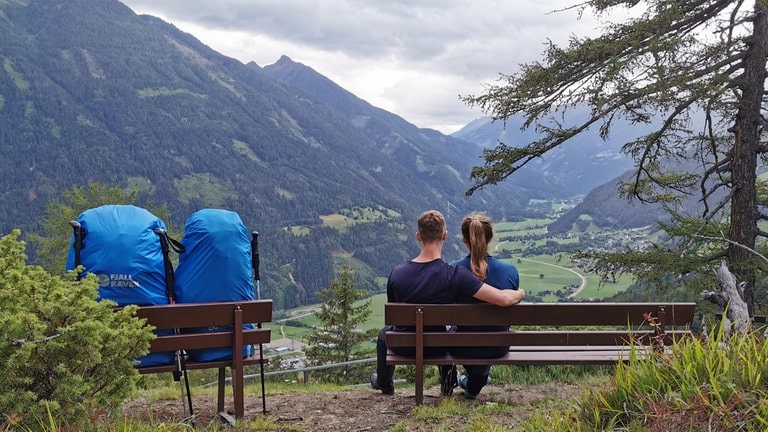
[
  {"left": 519, "top": 325, "right": 768, "bottom": 431},
  {"left": 0, "top": 230, "right": 154, "bottom": 430}
]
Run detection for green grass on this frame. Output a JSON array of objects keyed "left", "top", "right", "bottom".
[
  {"left": 284, "top": 206, "right": 401, "bottom": 236},
  {"left": 173, "top": 173, "right": 236, "bottom": 207},
  {"left": 519, "top": 324, "right": 768, "bottom": 431},
  {"left": 3, "top": 58, "right": 30, "bottom": 90},
  {"left": 516, "top": 256, "right": 580, "bottom": 295}
]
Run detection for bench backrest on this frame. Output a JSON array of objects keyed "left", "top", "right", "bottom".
[
  {"left": 135, "top": 300, "right": 273, "bottom": 353},
  {"left": 385, "top": 302, "right": 696, "bottom": 348},
  {"left": 386, "top": 302, "right": 695, "bottom": 327}
]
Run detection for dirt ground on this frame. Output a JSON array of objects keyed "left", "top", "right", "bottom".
[{"left": 122, "top": 380, "right": 589, "bottom": 431}]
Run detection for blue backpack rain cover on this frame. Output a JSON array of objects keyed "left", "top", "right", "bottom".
[
  {"left": 175, "top": 209, "right": 255, "bottom": 361},
  {"left": 65, "top": 204, "right": 175, "bottom": 367}
]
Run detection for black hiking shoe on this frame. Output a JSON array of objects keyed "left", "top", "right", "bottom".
[
  {"left": 370, "top": 373, "right": 394, "bottom": 395},
  {"left": 458, "top": 374, "right": 489, "bottom": 400},
  {"left": 439, "top": 366, "right": 458, "bottom": 396}
]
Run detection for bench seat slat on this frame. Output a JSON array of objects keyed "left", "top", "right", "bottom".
[
  {"left": 385, "top": 330, "right": 693, "bottom": 348},
  {"left": 137, "top": 357, "right": 268, "bottom": 374},
  {"left": 387, "top": 348, "right": 654, "bottom": 365},
  {"left": 147, "top": 328, "right": 271, "bottom": 352}
]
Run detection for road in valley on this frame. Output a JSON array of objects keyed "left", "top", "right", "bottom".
[{"left": 495, "top": 241, "right": 587, "bottom": 298}]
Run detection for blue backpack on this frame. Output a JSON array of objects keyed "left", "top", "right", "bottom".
[
  {"left": 66, "top": 204, "right": 183, "bottom": 367},
  {"left": 174, "top": 209, "right": 256, "bottom": 361}
]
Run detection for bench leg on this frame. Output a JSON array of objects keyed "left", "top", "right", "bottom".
[
  {"left": 217, "top": 367, "right": 226, "bottom": 413},
  {"left": 217, "top": 367, "right": 237, "bottom": 426},
  {"left": 416, "top": 365, "right": 423, "bottom": 404},
  {"left": 259, "top": 342, "right": 267, "bottom": 414},
  {"left": 233, "top": 307, "right": 245, "bottom": 419},
  {"left": 233, "top": 363, "right": 243, "bottom": 419},
  {"left": 415, "top": 309, "right": 424, "bottom": 404}
]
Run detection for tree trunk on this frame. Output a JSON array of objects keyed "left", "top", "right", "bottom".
[
  {"left": 728, "top": 1, "right": 768, "bottom": 316},
  {"left": 701, "top": 261, "right": 751, "bottom": 337}
]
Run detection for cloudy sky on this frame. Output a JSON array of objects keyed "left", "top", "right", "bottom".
[{"left": 120, "top": 1, "right": 608, "bottom": 134}]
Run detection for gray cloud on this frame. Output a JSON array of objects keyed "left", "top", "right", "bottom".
[{"left": 121, "top": 0, "right": 601, "bottom": 133}]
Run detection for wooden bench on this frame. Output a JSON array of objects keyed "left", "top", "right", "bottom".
[
  {"left": 133, "top": 300, "right": 272, "bottom": 423},
  {"left": 385, "top": 302, "right": 696, "bottom": 404}
]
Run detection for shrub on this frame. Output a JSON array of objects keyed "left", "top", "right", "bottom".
[
  {"left": 518, "top": 323, "right": 768, "bottom": 431},
  {"left": 0, "top": 230, "right": 155, "bottom": 429}
]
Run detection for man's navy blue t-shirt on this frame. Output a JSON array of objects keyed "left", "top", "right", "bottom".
[
  {"left": 386, "top": 258, "right": 482, "bottom": 305},
  {"left": 385, "top": 258, "right": 483, "bottom": 349},
  {"left": 387, "top": 258, "right": 483, "bottom": 304}
]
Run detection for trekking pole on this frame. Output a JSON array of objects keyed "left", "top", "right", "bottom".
[
  {"left": 174, "top": 350, "right": 191, "bottom": 419},
  {"left": 68, "top": 221, "right": 84, "bottom": 280},
  {"left": 154, "top": 227, "right": 195, "bottom": 425},
  {"left": 251, "top": 231, "right": 260, "bottom": 300},
  {"left": 251, "top": 230, "right": 267, "bottom": 414}
]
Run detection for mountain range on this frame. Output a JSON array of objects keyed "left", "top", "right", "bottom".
[
  {"left": 453, "top": 116, "right": 637, "bottom": 198},
  {"left": 0, "top": 0, "right": 638, "bottom": 309}
]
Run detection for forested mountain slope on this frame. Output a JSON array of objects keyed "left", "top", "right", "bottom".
[
  {"left": 260, "top": 56, "right": 537, "bottom": 218},
  {"left": 0, "top": 0, "right": 546, "bottom": 309}
]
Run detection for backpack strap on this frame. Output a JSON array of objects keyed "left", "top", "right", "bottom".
[
  {"left": 167, "top": 235, "right": 185, "bottom": 254},
  {"left": 153, "top": 228, "right": 185, "bottom": 303}
]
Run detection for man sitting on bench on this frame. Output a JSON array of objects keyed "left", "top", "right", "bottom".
[{"left": 370, "top": 210, "right": 526, "bottom": 396}]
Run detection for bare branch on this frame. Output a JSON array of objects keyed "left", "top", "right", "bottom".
[{"left": 692, "top": 235, "right": 768, "bottom": 264}]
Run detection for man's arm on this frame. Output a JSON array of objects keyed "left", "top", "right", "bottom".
[{"left": 472, "top": 283, "right": 525, "bottom": 307}]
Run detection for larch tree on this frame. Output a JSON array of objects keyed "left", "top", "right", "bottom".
[
  {"left": 304, "top": 265, "right": 376, "bottom": 383},
  {"left": 463, "top": 1, "right": 768, "bottom": 314}
]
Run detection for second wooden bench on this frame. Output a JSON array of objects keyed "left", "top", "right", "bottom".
[
  {"left": 385, "top": 302, "right": 696, "bottom": 404},
  {"left": 134, "top": 300, "right": 272, "bottom": 423}
]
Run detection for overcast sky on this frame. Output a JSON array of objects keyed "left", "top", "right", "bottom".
[{"left": 120, "top": 1, "right": 606, "bottom": 134}]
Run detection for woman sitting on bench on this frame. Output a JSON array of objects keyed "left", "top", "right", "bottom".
[{"left": 450, "top": 212, "right": 521, "bottom": 399}]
